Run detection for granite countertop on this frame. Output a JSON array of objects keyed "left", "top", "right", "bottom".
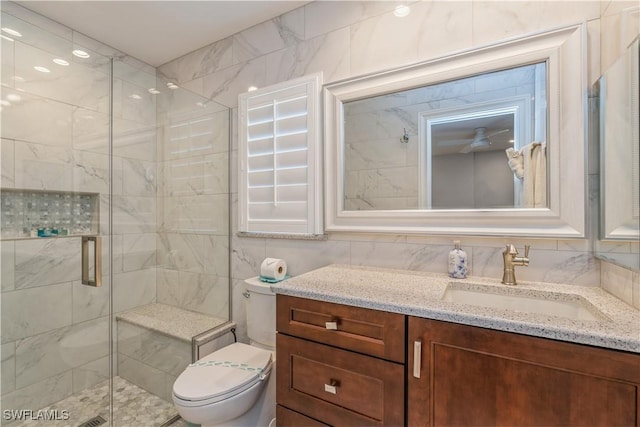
[
  {"left": 270, "top": 264, "right": 640, "bottom": 353},
  {"left": 116, "top": 303, "right": 228, "bottom": 343}
]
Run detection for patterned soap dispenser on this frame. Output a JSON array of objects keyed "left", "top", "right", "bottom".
[{"left": 448, "top": 240, "right": 468, "bottom": 279}]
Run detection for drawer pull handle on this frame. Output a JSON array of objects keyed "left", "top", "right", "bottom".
[
  {"left": 324, "top": 379, "right": 339, "bottom": 394},
  {"left": 413, "top": 340, "right": 422, "bottom": 378},
  {"left": 325, "top": 321, "right": 338, "bottom": 330}
]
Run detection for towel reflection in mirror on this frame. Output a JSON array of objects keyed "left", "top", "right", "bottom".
[{"left": 506, "top": 142, "right": 547, "bottom": 208}]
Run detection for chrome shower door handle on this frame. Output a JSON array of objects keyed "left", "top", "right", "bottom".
[{"left": 82, "top": 235, "right": 102, "bottom": 287}]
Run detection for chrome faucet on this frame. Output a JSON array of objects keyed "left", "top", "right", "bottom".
[{"left": 502, "top": 244, "right": 530, "bottom": 286}]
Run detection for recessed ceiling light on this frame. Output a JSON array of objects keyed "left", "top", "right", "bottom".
[
  {"left": 0, "top": 100, "right": 11, "bottom": 107},
  {"left": 13, "top": 76, "right": 25, "bottom": 82},
  {"left": 166, "top": 82, "right": 179, "bottom": 90},
  {"left": 72, "top": 49, "right": 90, "bottom": 59},
  {"left": 394, "top": 5, "right": 411, "bottom": 17},
  {"left": 148, "top": 88, "right": 161, "bottom": 95},
  {"left": 53, "top": 58, "right": 70, "bottom": 66},
  {"left": 196, "top": 102, "right": 207, "bottom": 108},
  {"left": 6, "top": 94, "right": 21, "bottom": 102},
  {"left": 247, "top": 86, "right": 258, "bottom": 92},
  {"left": 34, "top": 66, "right": 50, "bottom": 73},
  {"left": 129, "top": 94, "right": 142, "bottom": 100},
  {"left": 1, "top": 27, "right": 22, "bottom": 38},
  {"left": 0, "top": 34, "right": 14, "bottom": 42}
]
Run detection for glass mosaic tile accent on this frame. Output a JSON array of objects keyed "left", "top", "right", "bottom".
[{"left": 0, "top": 189, "right": 99, "bottom": 239}]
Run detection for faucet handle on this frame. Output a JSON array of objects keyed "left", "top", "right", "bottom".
[{"left": 524, "top": 244, "right": 530, "bottom": 257}]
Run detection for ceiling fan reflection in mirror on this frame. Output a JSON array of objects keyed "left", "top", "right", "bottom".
[
  {"left": 458, "top": 127, "right": 510, "bottom": 153},
  {"left": 432, "top": 126, "right": 512, "bottom": 156}
]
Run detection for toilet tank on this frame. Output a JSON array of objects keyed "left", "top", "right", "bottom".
[{"left": 244, "top": 277, "right": 276, "bottom": 350}]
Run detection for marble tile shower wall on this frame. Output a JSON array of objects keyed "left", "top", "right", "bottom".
[
  {"left": 1, "top": 2, "right": 157, "bottom": 414},
  {"left": 155, "top": 85, "right": 230, "bottom": 319},
  {"left": 157, "top": 0, "right": 640, "bottom": 342}
]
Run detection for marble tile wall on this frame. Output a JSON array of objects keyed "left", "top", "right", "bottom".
[
  {"left": 155, "top": 82, "right": 230, "bottom": 320},
  {"left": 116, "top": 322, "right": 190, "bottom": 401},
  {"left": 600, "top": 1, "right": 640, "bottom": 73},
  {"left": 1, "top": 2, "right": 158, "bottom": 413},
  {"left": 600, "top": 260, "right": 640, "bottom": 309},
  {"left": 156, "top": 0, "right": 637, "bottom": 344}
]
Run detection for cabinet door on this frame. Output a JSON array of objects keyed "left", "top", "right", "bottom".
[
  {"left": 408, "top": 317, "right": 640, "bottom": 427},
  {"left": 276, "top": 405, "right": 329, "bottom": 427}
]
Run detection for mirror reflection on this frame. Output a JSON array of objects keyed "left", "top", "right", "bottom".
[
  {"left": 599, "top": 37, "right": 639, "bottom": 240},
  {"left": 596, "top": 37, "right": 639, "bottom": 270},
  {"left": 343, "top": 63, "right": 548, "bottom": 211}
]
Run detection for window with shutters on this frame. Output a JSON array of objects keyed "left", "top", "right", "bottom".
[{"left": 238, "top": 73, "right": 323, "bottom": 235}]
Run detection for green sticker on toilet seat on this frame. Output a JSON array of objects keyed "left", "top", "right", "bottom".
[{"left": 187, "top": 360, "right": 263, "bottom": 372}]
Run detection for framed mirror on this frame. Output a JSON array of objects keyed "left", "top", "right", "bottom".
[
  {"left": 325, "top": 24, "right": 586, "bottom": 237},
  {"left": 596, "top": 36, "right": 639, "bottom": 270}
]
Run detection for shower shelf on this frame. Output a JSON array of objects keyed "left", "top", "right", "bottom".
[{"left": 0, "top": 188, "right": 99, "bottom": 240}]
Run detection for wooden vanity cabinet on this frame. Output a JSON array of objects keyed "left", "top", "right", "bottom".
[
  {"left": 275, "top": 294, "right": 640, "bottom": 426},
  {"left": 408, "top": 317, "right": 640, "bottom": 426},
  {"left": 276, "top": 295, "right": 406, "bottom": 426}
]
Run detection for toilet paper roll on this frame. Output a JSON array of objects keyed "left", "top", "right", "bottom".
[{"left": 260, "top": 258, "right": 287, "bottom": 281}]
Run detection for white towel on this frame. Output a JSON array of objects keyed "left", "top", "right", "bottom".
[
  {"left": 505, "top": 147, "right": 524, "bottom": 179},
  {"left": 532, "top": 142, "right": 547, "bottom": 207},
  {"left": 520, "top": 142, "right": 546, "bottom": 208}
]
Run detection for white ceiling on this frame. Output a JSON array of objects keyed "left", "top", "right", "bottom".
[{"left": 15, "top": 1, "right": 309, "bottom": 67}]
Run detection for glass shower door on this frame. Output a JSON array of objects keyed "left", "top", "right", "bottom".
[
  {"left": 1, "top": 4, "right": 227, "bottom": 425},
  {"left": 1, "top": 4, "right": 113, "bottom": 426}
]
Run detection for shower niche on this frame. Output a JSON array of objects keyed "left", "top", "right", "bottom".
[{"left": 0, "top": 188, "right": 99, "bottom": 239}]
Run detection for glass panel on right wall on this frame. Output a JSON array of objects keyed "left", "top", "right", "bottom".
[{"left": 596, "top": 36, "right": 639, "bottom": 271}]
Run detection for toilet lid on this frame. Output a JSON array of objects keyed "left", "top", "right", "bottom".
[{"left": 173, "top": 342, "right": 272, "bottom": 403}]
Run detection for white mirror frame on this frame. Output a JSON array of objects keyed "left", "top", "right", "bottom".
[{"left": 324, "top": 24, "right": 587, "bottom": 237}]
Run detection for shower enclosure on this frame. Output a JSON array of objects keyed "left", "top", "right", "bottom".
[{"left": 0, "top": 3, "right": 230, "bottom": 426}]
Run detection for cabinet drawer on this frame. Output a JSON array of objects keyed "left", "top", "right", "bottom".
[
  {"left": 276, "top": 295, "right": 405, "bottom": 362},
  {"left": 277, "top": 334, "right": 404, "bottom": 426},
  {"left": 276, "top": 405, "right": 329, "bottom": 427}
]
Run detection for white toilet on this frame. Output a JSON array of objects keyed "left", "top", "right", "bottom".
[{"left": 172, "top": 277, "right": 276, "bottom": 427}]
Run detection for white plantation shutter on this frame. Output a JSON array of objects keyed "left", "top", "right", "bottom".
[{"left": 238, "top": 73, "right": 323, "bottom": 234}]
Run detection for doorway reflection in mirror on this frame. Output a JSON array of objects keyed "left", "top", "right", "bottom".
[{"left": 343, "top": 62, "right": 547, "bottom": 211}]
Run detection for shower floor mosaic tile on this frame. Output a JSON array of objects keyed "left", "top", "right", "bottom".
[{"left": 10, "top": 376, "right": 182, "bottom": 427}]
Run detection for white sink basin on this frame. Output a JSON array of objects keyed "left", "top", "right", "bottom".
[{"left": 442, "top": 283, "right": 608, "bottom": 322}]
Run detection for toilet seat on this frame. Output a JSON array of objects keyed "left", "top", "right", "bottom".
[{"left": 173, "top": 342, "right": 273, "bottom": 407}]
